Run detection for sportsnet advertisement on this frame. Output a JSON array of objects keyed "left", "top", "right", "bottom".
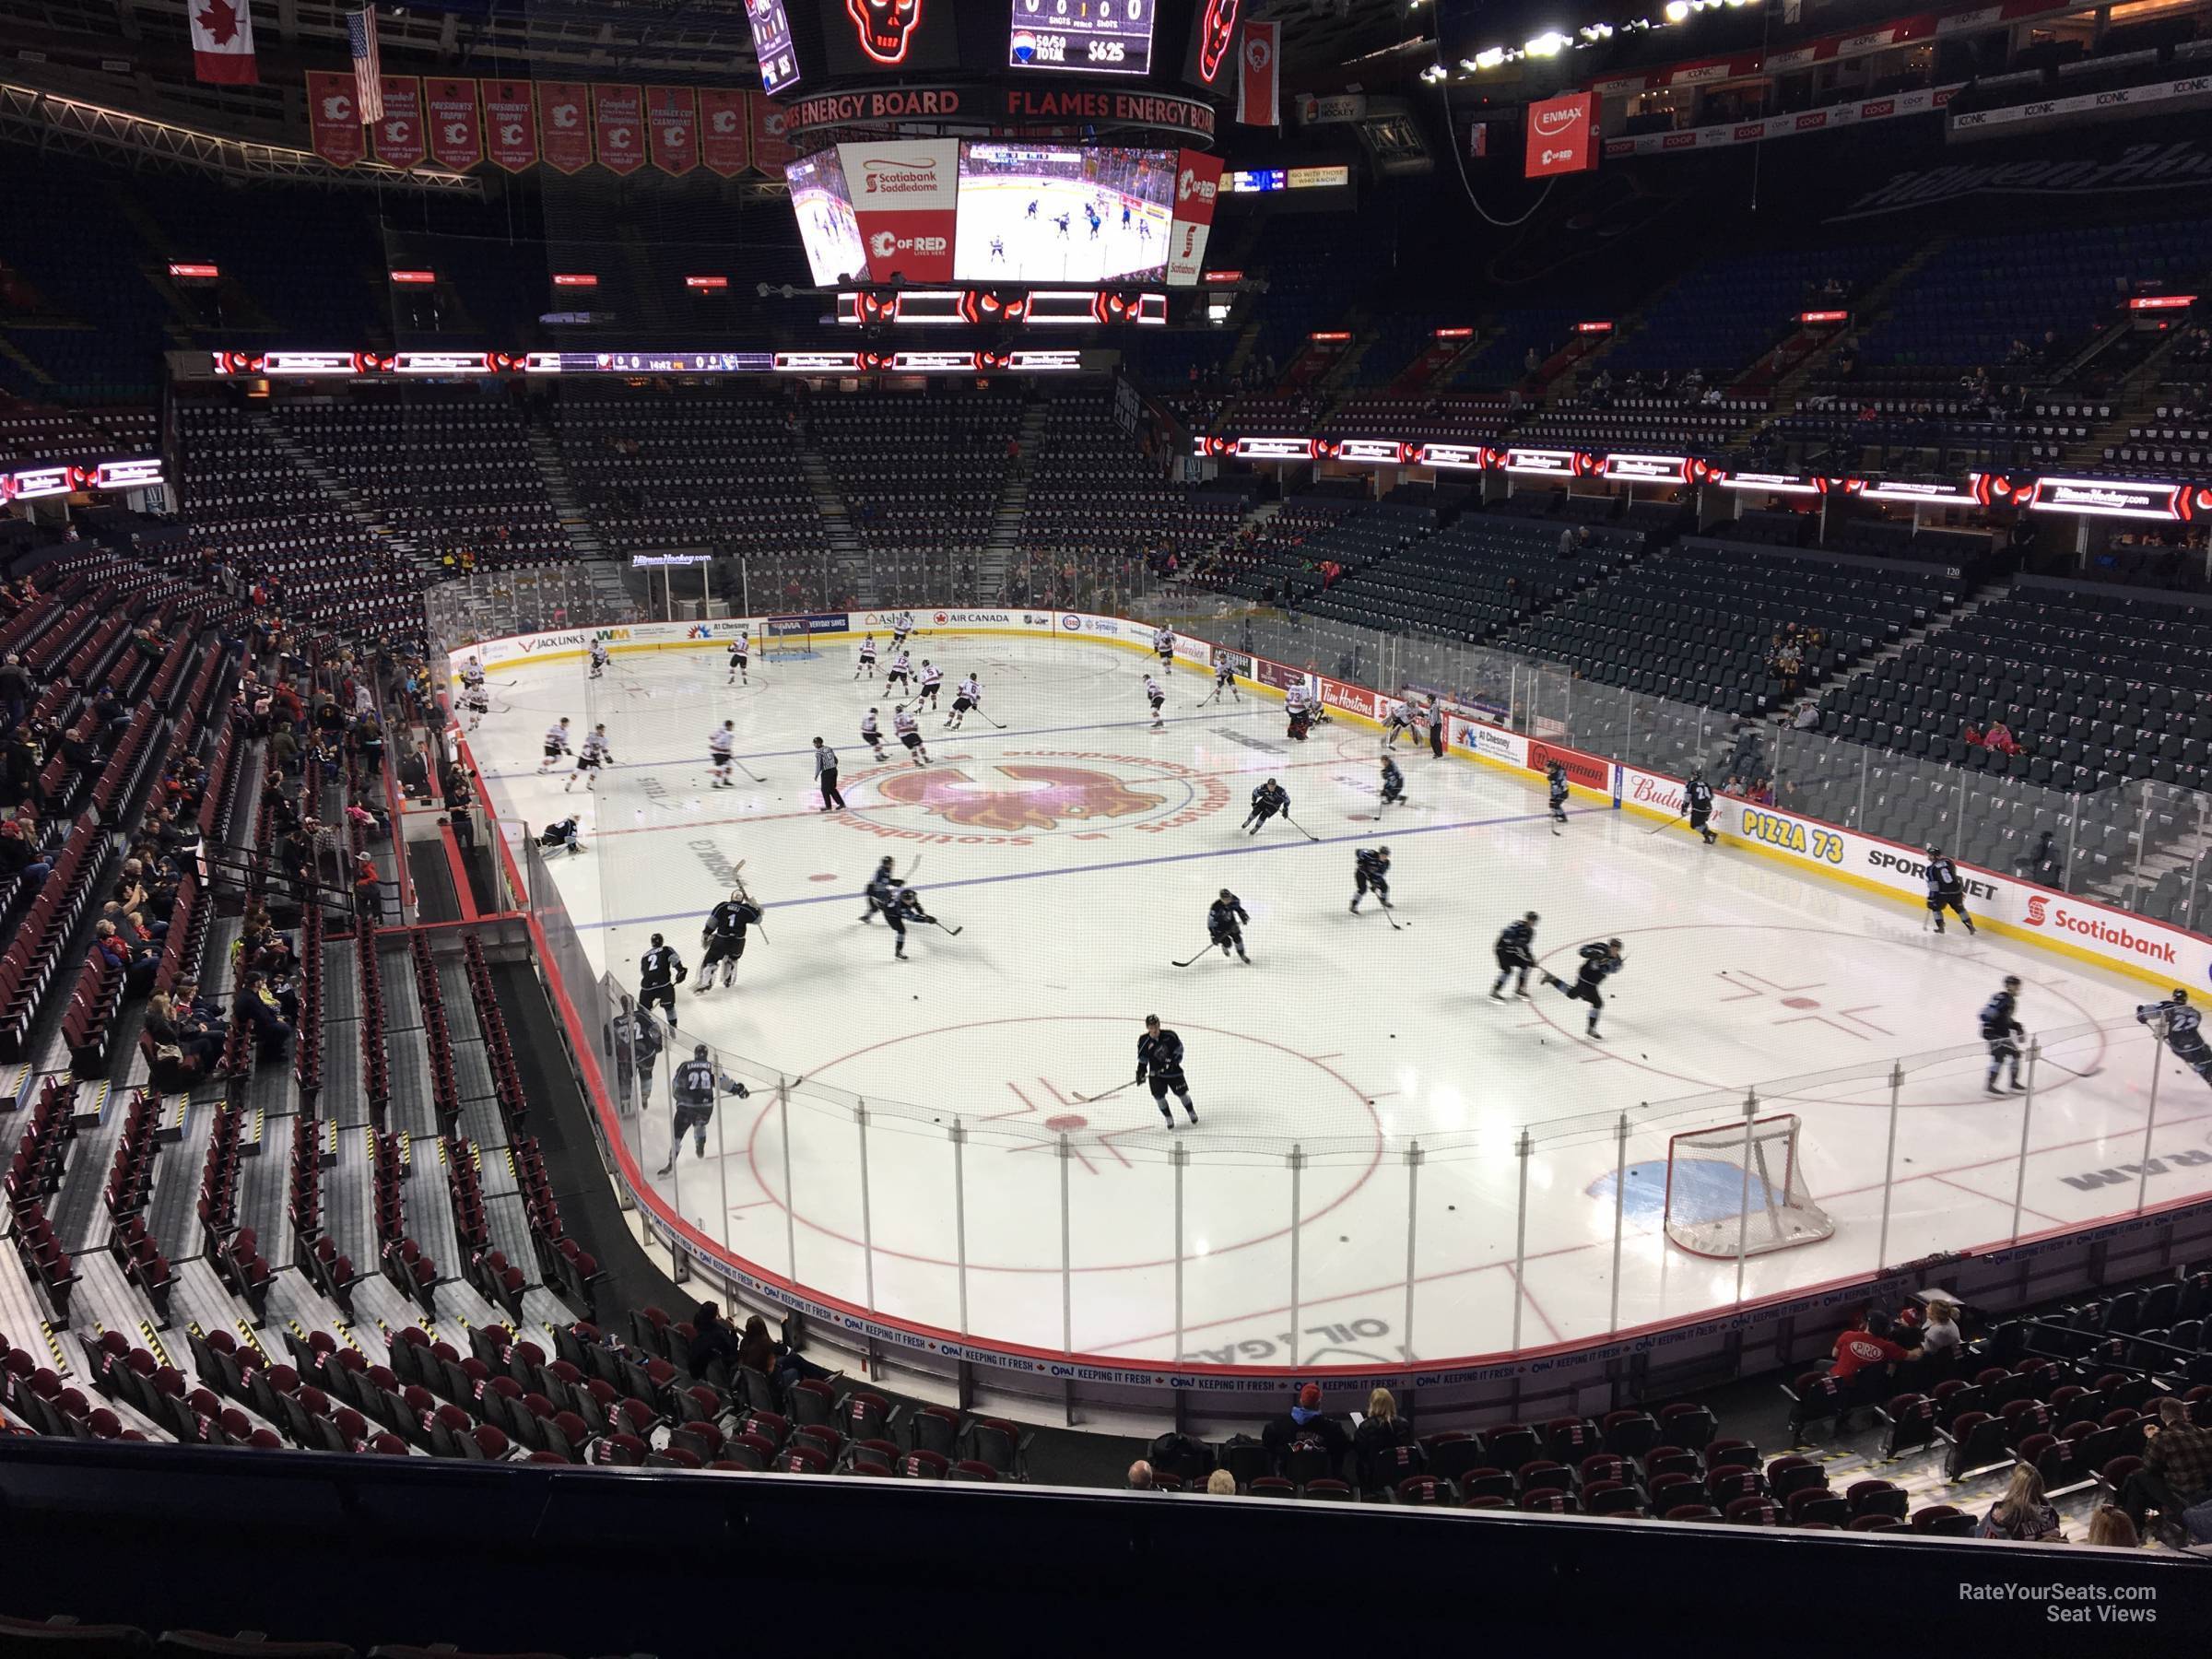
[
  {"left": 840, "top": 139, "right": 961, "bottom": 285},
  {"left": 1164, "top": 149, "right": 1224, "bottom": 287}
]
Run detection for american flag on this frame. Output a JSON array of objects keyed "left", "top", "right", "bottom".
[{"left": 347, "top": 6, "right": 382, "bottom": 124}]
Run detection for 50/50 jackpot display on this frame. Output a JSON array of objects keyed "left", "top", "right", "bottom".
[{"left": 1007, "top": 0, "right": 1155, "bottom": 77}]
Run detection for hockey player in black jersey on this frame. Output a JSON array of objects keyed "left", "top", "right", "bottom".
[
  {"left": 1243, "top": 779, "right": 1288, "bottom": 837},
  {"left": 1543, "top": 939, "right": 1625, "bottom": 1038},
  {"left": 1491, "top": 912, "right": 1539, "bottom": 999},
  {"left": 859, "top": 856, "right": 897, "bottom": 923},
  {"left": 1547, "top": 759, "right": 1569, "bottom": 833},
  {"left": 2138, "top": 989, "right": 2212, "bottom": 1088},
  {"left": 886, "top": 885, "right": 942, "bottom": 959},
  {"left": 1683, "top": 772, "right": 1718, "bottom": 845},
  {"left": 1207, "top": 889, "right": 1251, "bottom": 963},
  {"left": 638, "top": 933, "right": 688, "bottom": 1027},
  {"left": 1379, "top": 755, "right": 1406, "bottom": 807},
  {"left": 1136, "top": 1015, "right": 1197, "bottom": 1128},
  {"left": 657, "top": 1043, "right": 751, "bottom": 1175},
  {"left": 1982, "top": 974, "right": 2025, "bottom": 1094},
  {"left": 699, "top": 888, "right": 764, "bottom": 989},
  {"left": 1924, "top": 846, "right": 1975, "bottom": 934},
  {"left": 1350, "top": 846, "right": 1392, "bottom": 912}
]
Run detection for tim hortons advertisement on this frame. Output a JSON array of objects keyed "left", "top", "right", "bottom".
[
  {"left": 840, "top": 138, "right": 960, "bottom": 285},
  {"left": 1525, "top": 92, "right": 1599, "bottom": 179},
  {"left": 1316, "top": 677, "right": 1379, "bottom": 722},
  {"left": 1164, "top": 149, "right": 1224, "bottom": 287}
]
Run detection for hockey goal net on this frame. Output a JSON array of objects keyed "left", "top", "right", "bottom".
[
  {"left": 1662, "top": 1112, "right": 1835, "bottom": 1258},
  {"left": 760, "top": 615, "right": 820, "bottom": 661}
]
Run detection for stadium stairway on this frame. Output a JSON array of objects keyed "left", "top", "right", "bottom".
[
  {"left": 246, "top": 411, "right": 435, "bottom": 583},
  {"left": 521, "top": 414, "right": 604, "bottom": 561},
  {"left": 1750, "top": 237, "right": 1956, "bottom": 415},
  {"left": 982, "top": 401, "right": 1053, "bottom": 585},
  {"left": 1772, "top": 577, "right": 2013, "bottom": 735},
  {"left": 796, "top": 441, "right": 869, "bottom": 603}
]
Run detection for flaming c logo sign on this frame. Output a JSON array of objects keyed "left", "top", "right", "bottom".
[{"left": 877, "top": 764, "right": 1163, "bottom": 832}]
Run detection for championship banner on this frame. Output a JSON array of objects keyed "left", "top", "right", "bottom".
[
  {"left": 482, "top": 79, "right": 538, "bottom": 172},
  {"left": 593, "top": 84, "right": 645, "bottom": 176},
  {"left": 537, "top": 81, "right": 592, "bottom": 174},
  {"left": 839, "top": 138, "right": 960, "bottom": 284},
  {"left": 305, "top": 70, "right": 365, "bottom": 167},
  {"left": 646, "top": 86, "right": 699, "bottom": 175},
  {"left": 424, "top": 77, "right": 484, "bottom": 171},
  {"left": 1164, "top": 148, "right": 1223, "bottom": 287},
  {"left": 370, "top": 76, "right": 425, "bottom": 170},
  {"left": 1235, "top": 20, "right": 1279, "bottom": 126},
  {"left": 699, "top": 88, "right": 748, "bottom": 177},
  {"left": 749, "top": 94, "right": 794, "bottom": 177}
]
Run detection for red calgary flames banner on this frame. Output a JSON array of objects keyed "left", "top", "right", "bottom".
[
  {"left": 482, "top": 80, "right": 537, "bottom": 172},
  {"left": 304, "top": 69, "right": 365, "bottom": 167},
  {"left": 536, "top": 81, "right": 593, "bottom": 174},
  {"left": 593, "top": 85, "right": 644, "bottom": 175},
  {"left": 305, "top": 72, "right": 799, "bottom": 178},
  {"left": 424, "top": 78, "right": 483, "bottom": 171},
  {"left": 646, "top": 86, "right": 698, "bottom": 176},
  {"left": 699, "top": 88, "right": 748, "bottom": 178},
  {"left": 371, "top": 76, "right": 425, "bottom": 170}
]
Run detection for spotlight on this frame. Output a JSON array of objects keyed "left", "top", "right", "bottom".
[{"left": 1665, "top": 1, "right": 1688, "bottom": 19}]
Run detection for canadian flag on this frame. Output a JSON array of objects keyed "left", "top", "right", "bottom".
[{"left": 190, "top": 0, "right": 259, "bottom": 85}]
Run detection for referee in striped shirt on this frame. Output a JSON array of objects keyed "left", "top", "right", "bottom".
[{"left": 812, "top": 736, "right": 845, "bottom": 812}]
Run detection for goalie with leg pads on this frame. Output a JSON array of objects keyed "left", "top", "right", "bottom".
[{"left": 700, "top": 889, "right": 764, "bottom": 989}]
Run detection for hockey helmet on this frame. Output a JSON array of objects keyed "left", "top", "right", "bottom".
[
  {"left": 1218, "top": 888, "right": 1234, "bottom": 901},
  {"left": 2175, "top": 989, "right": 2192, "bottom": 1005},
  {"left": 1525, "top": 911, "right": 1540, "bottom": 923},
  {"left": 693, "top": 1043, "right": 709, "bottom": 1060},
  {"left": 2003, "top": 975, "right": 2021, "bottom": 989},
  {"left": 651, "top": 933, "right": 665, "bottom": 947},
  {"left": 1925, "top": 844, "right": 1941, "bottom": 857},
  {"left": 1607, "top": 938, "right": 1623, "bottom": 951}
]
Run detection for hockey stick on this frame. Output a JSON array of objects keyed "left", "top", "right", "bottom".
[
  {"left": 1361, "top": 903, "right": 1405, "bottom": 933},
  {"left": 1171, "top": 936, "right": 1220, "bottom": 968},
  {"left": 922, "top": 916, "right": 963, "bottom": 936},
  {"left": 2038, "top": 1053, "right": 2102, "bottom": 1080},
  {"left": 1645, "top": 811, "right": 1684, "bottom": 837},
  {"left": 1073, "top": 1080, "right": 1132, "bottom": 1104},
  {"left": 973, "top": 706, "right": 1009, "bottom": 731},
  {"left": 1282, "top": 812, "right": 1322, "bottom": 843}
]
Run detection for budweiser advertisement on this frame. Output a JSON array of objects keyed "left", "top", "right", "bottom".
[
  {"left": 839, "top": 139, "right": 960, "bottom": 285},
  {"left": 1525, "top": 92, "right": 1599, "bottom": 179},
  {"left": 482, "top": 80, "right": 538, "bottom": 172},
  {"left": 699, "top": 88, "right": 748, "bottom": 179},
  {"left": 1163, "top": 148, "right": 1224, "bottom": 287},
  {"left": 424, "top": 77, "right": 484, "bottom": 171},
  {"left": 305, "top": 69, "right": 365, "bottom": 167}
]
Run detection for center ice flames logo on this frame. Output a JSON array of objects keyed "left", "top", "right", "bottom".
[{"left": 876, "top": 764, "right": 1163, "bottom": 832}]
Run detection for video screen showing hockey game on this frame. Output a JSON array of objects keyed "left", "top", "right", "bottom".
[
  {"left": 953, "top": 142, "right": 1176, "bottom": 284},
  {"left": 787, "top": 149, "right": 868, "bottom": 287}
]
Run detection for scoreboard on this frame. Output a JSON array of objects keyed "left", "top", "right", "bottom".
[{"left": 1007, "top": 0, "right": 1157, "bottom": 77}]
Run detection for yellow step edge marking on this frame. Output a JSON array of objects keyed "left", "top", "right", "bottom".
[
  {"left": 41, "top": 1321, "right": 66, "bottom": 1375},
  {"left": 235, "top": 1320, "right": 267, "bottom": 1362}
]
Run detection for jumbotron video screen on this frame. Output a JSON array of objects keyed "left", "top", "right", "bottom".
[
  {"left": 953, "top": 142, "right": 1175, "bottom": 284},
  {"left": 787, "top": 148, "right": 869, "bottom": 287}
]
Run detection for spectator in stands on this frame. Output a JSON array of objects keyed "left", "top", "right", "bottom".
[
  {"left": 2086, "top": 1506, "right": 2140, "bottom": 1549},
  {"left": 1125, "top": 1460, "right": 1156, "bottom": 1489},
  {"left": 1205, "top": 1469, "right": 1236, "bottom": 1495},
  {"left": 2122, "top": 1396, "right": 2212, "bottom": 1539},
  {"left": 1914, "top": 1300, "right": 1963, "bottom": 1375},
  {"left": 1263, "top": 1382, "right": 1349, "bottom": 1473},
  {"left": 2, "top": 721, "right": 38, "bottom": 804},
  {"left": 0, "top": 653, "right": 29, "bottom": 729},
  {"left": 268, "top": 723, "right": 299, "bottom": 778},
  {"left": 683, "top": 1300, "right": 742, "bottom": 1379},
  {"left": 231, "top": 971, "right": 293, "bottom": 1061},
  {"left": 735, "top": 1312, "right": 833, "bottom": 1393},
  {"left": 1962, "top": 721, "right": 1984, "bottom": 747},
  {"left": 1983, "top": 720, "right": 2023, "bottom": 757},
  {"left": 353, "top": 852, "right": 383, "bottom": 924},
  {"left": 1353, "top": 1387, "right": 1419, "bottom": 1488},
  {"left": 0, "top": 816, "right": 49, "bottom": 889},
  {"left": 1978, "top": 1465, "right": 2063, "bottom": 1542},
  {"left": 1827, "top": 1311, "right": 1922, "bottom": 1430}
]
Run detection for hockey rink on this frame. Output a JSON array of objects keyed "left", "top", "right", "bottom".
[
  {"left": 466, "top": 630, "right": 2204, "bottom": 1369},
  {"left": 953, "top": 176, "right": 1174, "bottom": 285}
]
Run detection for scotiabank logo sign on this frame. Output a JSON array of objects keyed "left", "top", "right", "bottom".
[
  {"left": 1525, "top": 94, "right": 1598, "bottom": 178},
  {"left": 842, "top": 139, "right": 959, "bottom": 283},
  {"left": 2020, "top": 893, "right": 2179, "bottom": 965}
]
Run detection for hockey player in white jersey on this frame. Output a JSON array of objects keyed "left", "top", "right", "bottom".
[
  {"left": 860, "top": 707, "right": 888, "bottom": 761},
  {"left": 588, "top": 639, "right": 610, "bottom": 680},
  {"left": 947, "top": 675, "right": 982, "bottom": 730},
  {"left": 566, "top": 724, "right": 614, "bottom": 792},
  {"left": 894, "top": 707, "right": 930, "bottom": 766},
  {"left": 539, "top": 718, "right": 572, "bottom": 772},
  {"left": 708, "top": 720, "right": 738, "bottom": 789}
]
